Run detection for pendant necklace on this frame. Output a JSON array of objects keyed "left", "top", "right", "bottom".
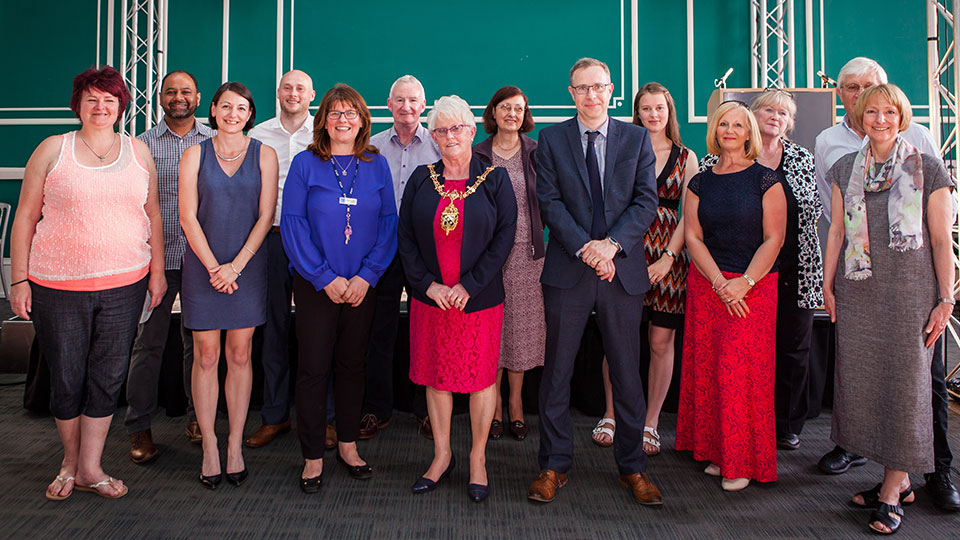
[
  {"left": 333, "top": 158, "right": 360, "bottom": 244},
  {"left": 78, "top": 131, "right": 118, "bottom": 163},
  {"left": 332, "top": 154, "right": 356, "bottom": 175},
  {"left": 427, "top": 163, "right": 496, "bottom": 235}
]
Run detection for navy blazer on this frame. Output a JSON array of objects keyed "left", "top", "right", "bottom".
[
  {"left": 398, "top": 158, "right": 518, "bottom": 313},
  {"left": 535, "top": 117, "right": 658, "bottom": 295}
]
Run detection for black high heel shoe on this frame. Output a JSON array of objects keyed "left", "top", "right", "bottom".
[
  {"left": 225, "top": 468, "right": 248, "bottom": 487},
  {"left": 411, "top": 455, "right": 456, "bottom": 494},
  {"left": 199, "top": 471, "right": 222, "bottom": 490},
  {"left": 468, "top": 483, "right": 490, "bottom": 502}
]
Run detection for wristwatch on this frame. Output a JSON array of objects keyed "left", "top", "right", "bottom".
[
  {"left": 939, "top": 296, "right": 956, "bottom": 305},
  {"left": 663, "top": 248, "right": 677, "bottom": 259},
  {"left": 741, "top": 273, "right": 756, "bottom": 287},
  {"left": 608, "top": 237, "right": 622, "bottom": 253}
]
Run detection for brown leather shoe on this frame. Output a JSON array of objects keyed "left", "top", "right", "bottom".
[
  {"left": 619, "top": 472, "right": 663, "bottom": 506},
  {"left": 325, "top": 424, "right": 337, "bottom": 450},
  {"left": 184, "top": 421, "right": 202, "bottom": 444},
  {"left": 358, "top": 413, "right": 390, "bottom": 440},
  {"left": 417, "top": 416, "right": 434, "bottom": 441},
  {"left": 244, "top": 419, "right": 291, "bottom": 448},
  {"left": 129, "top": 429, "right": 158, "bottom": 464},
  {"left": 528, "top": 469, "right": 567, "bottom": 503}
]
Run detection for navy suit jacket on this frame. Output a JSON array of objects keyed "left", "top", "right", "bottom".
[
  {"left": 535, "top": 116, "right": 658, "bottom": 295},
  {"left": 398, "top": 158, "right": 518, "bottom": 313}
]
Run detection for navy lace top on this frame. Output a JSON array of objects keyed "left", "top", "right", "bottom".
[{"left": 688, "top": 162, "right": 781, "bottom": 273}]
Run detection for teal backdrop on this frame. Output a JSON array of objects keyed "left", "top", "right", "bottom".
[{"left": 0, "top": 0, "right": 940, "bottom": 257}]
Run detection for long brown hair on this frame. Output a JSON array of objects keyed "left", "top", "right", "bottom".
[
  {"left": 632, "top": 82, "right": 682, "bottom": 147},
  {"left": 307, "top": 83, "right": 378, "bottom": 161}
]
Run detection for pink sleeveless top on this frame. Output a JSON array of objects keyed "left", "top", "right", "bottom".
[{"left": 28, "top": 131, "right": 152, "bottom": 291}]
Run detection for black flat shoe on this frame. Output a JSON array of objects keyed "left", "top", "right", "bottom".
[
  {"left": 336, "top": 454, "right": 373, "bottom": 480},
  {"left": 851, "top": 483, "right": 914, "bottom": 508},
  {"left": 412, "top": 455, "right": 456, "bottom": 494},
  {"left": 225, "top": 468, "right": 248, "bottom": 487},
  {"left": 924, "top": 470, "right": 960, "bottom": 512},
  {"left": 199, "top": 471, "right": 222, "bottom": 490},
  {"left": 818, "top": 446, "right": 867, "bottom": 474},
  {"left": 300, "top": 466, "right": 323, "bottom": 494},
  {"left": 468, "top": 483, "right": 490, "bottom": 502},
  {"left": 777, "top": 433, "right": 800, "bottom": 450},
  {"left": 868, "top": 502, "right": 903, "bottom": 534},
  {"left": 489, "top": 420, "right": 503, "bottom": 440}
]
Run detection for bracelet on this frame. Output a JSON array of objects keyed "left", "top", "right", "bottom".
[
  {"left": 939, "top": 296, "right": 956, "bottom": 305},
  {"left": 663, "top": 248, "right": 676, "bottom": 259},
  {"left": 230, "top": 263, "right": 242, "bottom": 276},
  {"left": 711, "top": 272, "right": 723, "bottom": 289},
  {"left": 10, "top": 278, "right": 29, "bottom": 287},
  {"left": 243, "top": 245, "right": 256, "bottom": 256},
  {"left": 742, "top": 273, "right": 756, "bottom": 287}
]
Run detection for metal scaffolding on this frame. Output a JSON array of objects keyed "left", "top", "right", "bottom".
[
  {"left": 119, "top": 0, "right": 167, "bottom": 136},
  {"left": 750, "top": 0, "right": 796, "bottom": 88}
]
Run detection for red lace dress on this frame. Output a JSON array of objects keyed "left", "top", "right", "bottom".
[{"left": 409, "top": 179, "right": 503, "bottom": 393}]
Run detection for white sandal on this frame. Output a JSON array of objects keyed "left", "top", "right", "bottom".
[
  {"left": 591, "top": 417, "right": 616, "bottom": 447},
  {"left": 44, "top": 474, "right": 75, "bottom": 501},
  {"left": 643, "top": 426, "right": 661, "bottom": 456},
  {"left": 75, "top": 476, "right": 128, "bottom": 499}
]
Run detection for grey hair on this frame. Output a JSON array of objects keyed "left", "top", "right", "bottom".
[
  {"left": 569, "top": 57, "right": 611, "bottom": 85},
  {"left": 427, "top": 95, "right": 475, "bottom": 130},
  {"left": 837, "top": 57, "right": 888, "bottom": 87},
  {"left": 750, "top": 89, "right": 797, "bottom": 133},
  {"left": 388, "top": 75, "right": 425, "bottom": 101}
]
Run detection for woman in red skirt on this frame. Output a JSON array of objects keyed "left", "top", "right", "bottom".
[{"left": 675, "top": 101, "right": 786, "bottom": 491}]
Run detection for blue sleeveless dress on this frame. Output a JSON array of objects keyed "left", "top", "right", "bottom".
[{"left": 182, "top": 138, "right": 267, "bottom": 330}]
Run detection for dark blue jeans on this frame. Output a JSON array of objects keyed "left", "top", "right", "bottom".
[{"left": 31, "top": 277, "right": 148, "bottom": 420}]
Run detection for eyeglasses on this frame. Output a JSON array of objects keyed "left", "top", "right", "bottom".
[
  {"left": 432, "top": 124, "right": 469, "bottom": 137},
  {"left": 499, "top": 103, "right": 526, "bottom": 114},
  {"left": 842, "top": 83, "right": 873, "bottom": 93},
  {"left": 763, "top": 87, "right": 794, "bottom": 98},
  {"left": 571, "top": 83, "right": 612, "bottom": 95},
  {"left": 328, "top": 110, "right": 359, "bottom": 120},
  {"left": 720, "top": 99, "right": 749, "bottom": 108}
]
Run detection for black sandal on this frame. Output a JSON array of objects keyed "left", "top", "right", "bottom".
[
  {"left": 852, "top": 483, "right": 914, "bottom": 508},
  {"left": 868, "top": 502, "right": 903, "bottom": 534}
]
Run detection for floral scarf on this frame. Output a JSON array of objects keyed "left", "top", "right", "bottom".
[{"left": 842, "top": 136, "right": 924, "bottom": 280}]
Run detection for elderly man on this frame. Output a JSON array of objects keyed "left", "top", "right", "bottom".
[
  {"left": 243, "top": 70, "right": 316, "bottom": 448},
  {"left": 126, "top": 70, "right": 214, "bottom": 463},
  {"left": 814, "top": 56, "right": 959, "bottom": 512},
  {"left": 365, "top": 75, "right": 441, "bottom": 439},
  {"left": 528, "top": 58, "right": 661, "bottom": 505}
]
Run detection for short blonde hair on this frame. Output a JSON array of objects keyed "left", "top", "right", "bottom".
[
  {"left": 852, "top": 83, "right": 912, "bottom": 133},
  {"left": 750, "top": 89, "right": 797, "bottom": 134},
  {"left": 427, "top": 95, "right": 475, "bottom": 131},
  {"left": 706, "top": 101, "right": 762, "bottom": 160}
]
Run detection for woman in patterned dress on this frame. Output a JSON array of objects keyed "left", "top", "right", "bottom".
[
  {"left": 591, "top": 83, "right": 697, "bottom": 456},
  {"left": 473, "top": 86, "right": 545, "bottom": 442}
]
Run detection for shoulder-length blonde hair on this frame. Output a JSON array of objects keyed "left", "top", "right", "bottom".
[
  {"left": 632, "top": 82, "right": 682, "bottom": 146},
  {"left": 307, "top": 83, "right": 379, "bottom": 161},
  {"left": 706, "top": 101, "right": 763, "bottom": 161},
  {"left": 852, "top": 84, "right": 912, "bottom": 133}
]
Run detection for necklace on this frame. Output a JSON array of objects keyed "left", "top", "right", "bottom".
[
  {"left": 427, "top": 163, "right": 495, "bottom": 235},
  {"left": 214, "top": 138, "right": 248, "bottom": 162},
  {"left": 493, "top": 136, "right": 521, "bottom": 154},
  {"left": 78, "top": 131, "right": 118, "bottom": 163},
  {"left": 332, "top": 155, "right": 356, "bottom": 175},
  {"left": 332, "top": 158, "right": 360, "bottom": 244}
]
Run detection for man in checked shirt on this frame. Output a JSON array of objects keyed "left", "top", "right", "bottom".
[{"left": 126, "top": 70, "right": 215, "bottom": 464}]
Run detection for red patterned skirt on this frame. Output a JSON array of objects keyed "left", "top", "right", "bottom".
[{"left": 675, "top": 266, "right": 778, "bottom": 482}]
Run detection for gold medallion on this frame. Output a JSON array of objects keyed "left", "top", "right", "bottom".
[
  {"left": 440, "top": 200, "right": 459, "bottom": 235},
  {"left": 427, "top": 163, "right": 495, "bottom": 236}
]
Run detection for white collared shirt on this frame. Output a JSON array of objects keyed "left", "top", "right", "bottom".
[{"left": 248, "top": 115, "right": 314, "bottom": 226}]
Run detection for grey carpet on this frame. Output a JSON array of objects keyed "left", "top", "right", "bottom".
[{"left": 0, "top": 377, "right": 958, "bottom": 539}]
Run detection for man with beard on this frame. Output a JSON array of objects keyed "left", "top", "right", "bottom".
[
  {"left": 126, "top": 70, "right": 214, "bottom": 464},
  {"left": 244, "top": 70, "right": 317, "bottom": 448}
]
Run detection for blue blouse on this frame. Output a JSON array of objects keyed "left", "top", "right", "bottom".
[{"left": 281, "top": 151, "right": 398, "bottom": 291}]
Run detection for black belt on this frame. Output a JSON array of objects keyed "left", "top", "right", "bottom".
[{"left": 658, "top": 198, "right": 680, "bottom": 210}]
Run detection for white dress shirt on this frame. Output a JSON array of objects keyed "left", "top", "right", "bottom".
[{"left": 248, "top": 115, "right": 314, "bottom": 226}]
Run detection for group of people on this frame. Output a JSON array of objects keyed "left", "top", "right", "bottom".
[{"left": 7, "top": 54, "right": 958, "bottom": 533}]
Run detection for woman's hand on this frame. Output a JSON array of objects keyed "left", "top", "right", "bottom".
[
  {"left": 209, "top": 264, "right": 240, "bottom": 294},
  {"left": 324, "top": 277, "right": 349, "bottom": 303},
  {"left": 823, "top": 284, "right": 836, "bottom": 323},
  {"left": 147, "top": 272, "right": 167, "bottom": 310},
  {"left": 9, "top": 281, "right": 31, "bottom": 320},
  {"left": 426, "top": 282, "right": 453, "bottom": 310},
  {"left": 647, "top": 255, "right": 672, "bottom": 284},
  {"left": 924, "top": 301, "right": 954, "bottom": 348},
  {"left": 725, "top": 299, "right": 750, "bottom": 319},
  {"left": 716, "top": 276, "right": 751, "bottom": 305},
  {"left": 446, "top": 284, "right": 471, "bottom": 311},
  {"left": 342, "top": 276, "right": 370, "bottom": 307}
]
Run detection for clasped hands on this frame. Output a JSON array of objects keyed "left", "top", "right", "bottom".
[
  {"left": 323, "top": 276, "right": 370, "bottom": 307},
  {"left": 714, "top": 276, "right": 751, "bottom": 318},
  {"left": 426, "top": 282, "right": 470, "bottom": 311},
  {"left": 580, "top": 239, "right": 617, "bottom": 282},
  {"left": 208, "top": 264, "right": 239, "bottom": 294}
]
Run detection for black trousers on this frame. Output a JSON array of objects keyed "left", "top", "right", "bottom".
[
  {"left": 932, "top": 337, "right": 953, "bottom": 471},
  {"left": 774, "top": 270, "right": 815, "bottom": 436},
  {"left": 293, "top": 272, "right": 375, "bottom": 459}
]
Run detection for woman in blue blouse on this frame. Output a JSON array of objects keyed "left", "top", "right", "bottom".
[{"left": 281, "top": 83, "right": 398, "bottom": 493}]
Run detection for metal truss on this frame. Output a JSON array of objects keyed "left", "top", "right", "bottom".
[
  {"left": 750, "top": 0, "right": 795, "bottom": 89},
  {"left": 119, "top": 0, "right": 167, "bottom": 135},
  {"left": 927, "top": 0, "right": 960, "bottom": 398}
]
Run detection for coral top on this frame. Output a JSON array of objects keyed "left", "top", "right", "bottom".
[{"left": 28, "top": 131, "right": 152, "bottom": 291}]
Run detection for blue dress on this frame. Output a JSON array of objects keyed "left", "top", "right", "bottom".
[{"left": 182, "top": 138, "right": 267, "bottom": 330}]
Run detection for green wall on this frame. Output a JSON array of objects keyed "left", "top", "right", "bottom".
[{"left": 0, "top": 0, "right": 939, "bottom": 256}]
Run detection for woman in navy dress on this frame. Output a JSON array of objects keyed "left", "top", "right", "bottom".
[{"left": 179, "top": 82, "right": 278, "bottom": 489}]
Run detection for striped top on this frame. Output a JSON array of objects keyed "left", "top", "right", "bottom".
[{"left": 28, "top": 131, "right": 152, "bottom": 291}]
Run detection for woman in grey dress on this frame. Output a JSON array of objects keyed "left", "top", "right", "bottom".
[
  {"left": 180, "top": 82, "right": 278, "bottom": 489},
  {"left": 823, "top": 84, "right": 954, "bottom": 534}
]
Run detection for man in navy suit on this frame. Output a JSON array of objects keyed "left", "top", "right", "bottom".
[{"left": 527, "top": 58, "right": 662, "bottom": 505}]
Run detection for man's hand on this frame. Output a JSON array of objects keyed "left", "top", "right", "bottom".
[{"left": 580, "top": 239, "right": 618, "bottom": 268}]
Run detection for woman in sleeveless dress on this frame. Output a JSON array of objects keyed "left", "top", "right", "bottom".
[
  {"left": 179, "top": 82, "right": 278, "bottom": 490},
  {"left": 11, "top": 66, "right": 165, "bottom": 500}
]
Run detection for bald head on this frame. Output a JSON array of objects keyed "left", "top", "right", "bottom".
[{"left": 278, "top": 70, "right": 315, "bottom": 117}]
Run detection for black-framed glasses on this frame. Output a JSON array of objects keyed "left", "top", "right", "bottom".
[
  {"left": 328, "top": 110, "right": 359, "bottom": 120},
  {"left": 432, "top": 124, "right": 469, "bottom": 137},
  {"left": 720, "top": 99, "right": 749, "bottom": 108},
  {"left": 571, "top": 83, "right": 612, "bottom": 95},
  {"left": 763, "top": 87, "right": 794, "bottom": 98}
]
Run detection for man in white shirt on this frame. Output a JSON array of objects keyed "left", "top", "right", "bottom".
[
  {"left": 363, "top": 75, "right": 441, "bottom": 440},
  {"left": 243, "top": 70, "right": 316, "bottom": 448},
  {"left": 813, "top": 57, "right": 959, "bottom": 512}
]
